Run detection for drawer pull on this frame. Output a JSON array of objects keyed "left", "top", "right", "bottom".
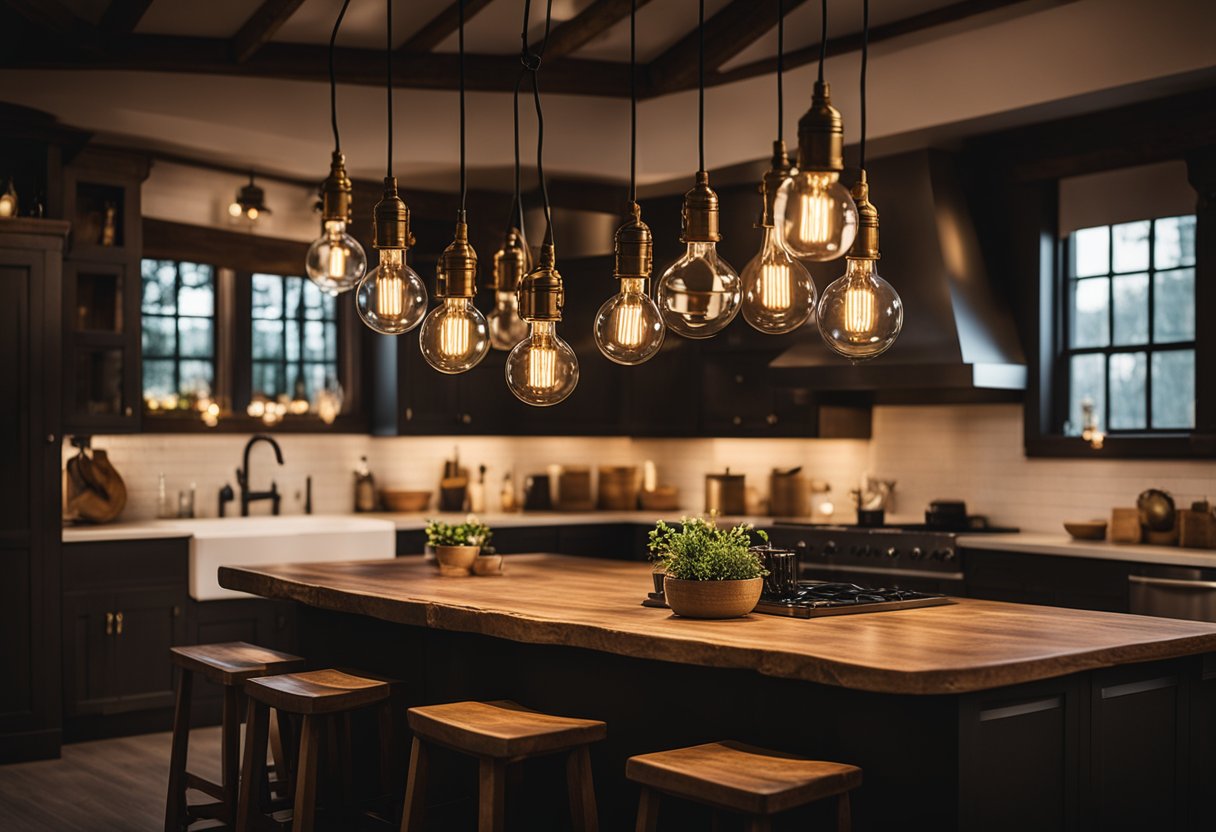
[
  {"left": 115, "top": 611, "right": 124, "bottom": 635},
  {"left": 105, "top": 612, "right": 114, "bottom": 636}
]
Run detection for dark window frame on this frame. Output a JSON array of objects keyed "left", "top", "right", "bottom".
[{"left": 140, "top": 258, "right": 218, "bottom": 405}]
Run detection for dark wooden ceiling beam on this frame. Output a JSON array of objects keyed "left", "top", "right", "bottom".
[
  {"left": 648, "top": 0, "right": 810, "bottom": 96},
  {"left": 230, "top": 0, "right": 306, "bottom": 63},
  {"left": 544, "top": 0, "right": 654, "bottom": 61},
  {"left": 98, "top": 0, "right": 153, "bottom": 35},
  {"left": 399, "top": 0, "right": 495, "bottom": 54}
]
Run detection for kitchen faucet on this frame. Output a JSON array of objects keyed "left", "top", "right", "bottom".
[{"left": 235, "top": 433, "right": 284, "bottom": 516}]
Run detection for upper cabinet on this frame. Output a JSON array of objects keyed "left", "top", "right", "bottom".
[{"left": 61, "top": 148, "right": 150, "bottom": 434}]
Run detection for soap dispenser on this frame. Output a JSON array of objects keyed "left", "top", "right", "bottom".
[{"left": 354, "top": 456, "right": 377, "bottom": 512}]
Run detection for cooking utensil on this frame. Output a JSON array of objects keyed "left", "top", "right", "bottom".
[
  {"left": 705, "top": 470, "right": 746, "bottom": 516},
  {"left": 925, "top": 500, "right": 968, "bottom": 531},
  {"left": 598, "top": 466, "right": 640, "bottom": 511},
  {"left": 381, "top": 490, "right": 432, "bottom": 512},
  {"left": 1064, "top": 520, "right": 1107, "bottom": 541},
  {"left": 1137, "top": 489, "right": 1176, "bottom": 532},
  {"left": 753, "top": 545, "right": 800, "bottom": 599},
  {"left": 769, "top": 469, "right": 808, "bottom": 518}
]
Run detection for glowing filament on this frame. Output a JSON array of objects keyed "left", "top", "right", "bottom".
[
  {"left": 799, "top": 190, "right": 833, "bottom": 245},
  {"left": 527, "top": 345, "right": 557, "bottom": 391},
  {"left": 327, "top": 239, "right": 347, "bottom": 278},
  {"left": 439, "top": 312, "right": 470, "bottom": 358},
  {"left": 844, "top": 285, "right": 876, "bottom": 335},
  {"left": 760, "top": 262, "right": 793, "bottom": 311},
  {"left": 377, "top": 270, "right": 404, "bottom": 320},
  {"left": 613, "top": 298, "right": 646, "bottom": 348}
]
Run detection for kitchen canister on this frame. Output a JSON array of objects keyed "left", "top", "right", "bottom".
[{"left": 705, "top": 470, "right": 746, "bottom": 516}]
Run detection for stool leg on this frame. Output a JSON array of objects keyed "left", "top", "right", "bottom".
[
  {"left": 400, "top": 737, "right": 428, "bottom": 832},
  {"left": 477, "top": 757, "right": 506, "bottom": 832},
  {"left": 566, "top": 745, "right": 598, "bottom": 832},
  {"left": 269, "top": 708, "right": 288, "bottom": 801},
  {"left": 836, "top": 791, "right": 852, "bottom": 832},
  {"left": 237, "top": 700, "right": 271, "bottom": 832},
  {"left": 164, "top": 667, "right": 193, "bottom": 832},
  {"left": 744, "top": 817, "right": 771, "bottom": 832},
  {"left": 221, "top": 684, "right": 242, "bottom": 821},
  {"left": 634, "top": 786, "right": 659, "bottom": 832},
  {"left": 292, "top": 715, "right": 323, "bottom": 832}
]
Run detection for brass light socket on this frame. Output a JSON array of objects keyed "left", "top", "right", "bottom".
[
  {"left": 517, "top": 243, "right": 564, "bottom": 322},
  {"left": 849, "top": 170, "right": 880, "bottom": 260},
  {"left": 372, "top": 176, "right": 414, "bottom": 250},
  {"left": 796, "top": 80, "right": 845, "bottom": 174},
  {"left": 436, "top": 215, "right": 478, "bottom": 299},
  {"left": 759, "top": 139, "right": 794, "bottom": 227},
  {"left": 681, "top": 170, "right": 721, "bottom": 243},
  {"left": 489, "top": 227, "right": 530, "bottom": 292},
  {"left": 319, "top": 151, "right": 354, "bottom": 224},
  {"left": 613, "top": 201, "right": 653, "bottom": 280}
]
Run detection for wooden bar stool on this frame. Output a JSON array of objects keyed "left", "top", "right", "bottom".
[
  {"left": 165, "top": 641, "right": 304, "bottom": 832},
  {"left": 237, "top": 669, "right": 392, "bottom": 832},
  {"left": 626, "top": 741, "right": 862, "bottom": 832},
  {"left": 401, "top": 700, "right": 606, "bottom": 832}
]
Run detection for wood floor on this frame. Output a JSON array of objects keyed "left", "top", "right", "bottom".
[{"left": 0, "top": 728, "right": 222, "bottom": 831}]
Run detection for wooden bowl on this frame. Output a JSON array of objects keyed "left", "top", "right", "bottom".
[
  {"left": 435, "top": 545, "right": 479, "bottom": 575},
  {"left": 1064, "top": 520, "right": 1107, "bottom": 541},
  {"left": 662, "top": 576, "right": 763, "bottom": 619},
  {"left": 381, "top": 489, "right": 431, "bottom": 512}
]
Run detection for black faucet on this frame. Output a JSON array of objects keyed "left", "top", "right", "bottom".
[{"left": 236, "top": 434, "right": 284, "bottom": 516}]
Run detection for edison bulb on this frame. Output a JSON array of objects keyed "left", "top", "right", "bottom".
[
  {"left": 594, "top": 278, "right": 664, "bottom": 365},
  {"left": 419, "top": 297, "right": 490, "bottom": 374},
  {"left": 505, "top": 321, "right": 579, "bottom": 406},
  {"left": 817, "top": 257, "right": 903, "bottom": 360},
  {"left": 487, "top": 290, "right": 529, "bottom": 350},
  {"left": 307, "top": 220, "right": 367, "bottom": 295},
  {"left": 656, "top": 242, "right": 741, "bottom": 339},
  {"left": 741, "top": 226, "right": 817, "bottom": 334},
  {"left": 355, "top": 248, "right": 427, "bottom": 335},
  {"left": 775, "top": 171, "right": 858, "bottom": 261}
]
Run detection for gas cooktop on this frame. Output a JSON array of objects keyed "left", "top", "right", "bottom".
[{"left": 753, "top": 581, "right": 954, "bottom": 618}]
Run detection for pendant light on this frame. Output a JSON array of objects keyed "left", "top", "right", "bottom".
[
  {"left": 655, "top": 0, "right": 741, "bottom": 340},
  {"left": 228, "top": 173, "right": 271, "bottom": 222},
  {"left": 355, "top": 0, "right": 427, "bottom": 335},
  {"left": 741, "top": 0, "right": 817, "bottom": 335},
  {"left": 774, "top": 0, "right": 858, "bottom": 261},
  {"left": 505, "top": 0, "right": 579, "bottom": 406},
  {"left": 594, "top": 0, "right": 663, "bottom": 365},
  {"left": 419, "top": 0, "right": 490, "bottom": 373},
  {"left": 817, "top": 0, "right": 903, "bottom": 360},
  {"left": 306, "top": 0, "right": 367, "bottom": 296}
]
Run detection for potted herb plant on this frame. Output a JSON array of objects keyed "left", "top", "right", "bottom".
[
  {"left": 425, "top": 516, "right": 492, "bottom": 576},
  {"left": 648, "top": 517, "right": 768, "bottom": 618}
]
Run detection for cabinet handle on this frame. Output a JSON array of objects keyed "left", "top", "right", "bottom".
[
  {"left": 115, "top": 611, "right": 124, "bottom": 635},
  {"left": 461, "top": 413, "right": 472, "bottom": 425},
  {"left": 105, "top": 612, "right": 114, "bottom": 636},
  {"left": 731, "top": 416, "right": 743, "bottom": 426},
  {"left": 124, "top": 406, "right": 133, "bottom": 417},
  {"left": 766, "top": 413, "right": 779, "bottom": 426}
]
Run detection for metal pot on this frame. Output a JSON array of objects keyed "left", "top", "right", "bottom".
[{"left": 705, "top": 470, "right": 746, "bottom": 516}]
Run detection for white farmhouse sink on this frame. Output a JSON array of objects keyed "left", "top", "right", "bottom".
[{"left": 150, "top": 515, "right": 396, "bottom": 601}]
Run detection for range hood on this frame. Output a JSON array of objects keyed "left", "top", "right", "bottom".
[{"left": 771, "top": 149, "right": 1026, "bottom": 400}]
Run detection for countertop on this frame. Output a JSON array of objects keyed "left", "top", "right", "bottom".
[
  {"left": 958, "top": 532, "right": 1216, "bottom": 567},
  {"left": 217, "top": 554, "right": 1216, "bottom": 695}
]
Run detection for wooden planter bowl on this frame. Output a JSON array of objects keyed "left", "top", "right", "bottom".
[
  {"left": 663, "top": 576, "right": 763, "bottom": 619},
  {"left": 435, "top": 545, "right": 480, "bottom": 576}
]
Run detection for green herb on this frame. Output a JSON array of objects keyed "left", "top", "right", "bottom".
[
  {"left": 647, "top": 517, "right": 768, "bottom": 581},
  {"left": 425, "top": 516, "right": 493, "bottom": 548}
]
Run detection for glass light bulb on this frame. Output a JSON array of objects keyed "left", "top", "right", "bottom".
[
  {"left": 487, "top": 290, "right": 529, "bottom": 351},
  {"left": 355, "top": 248, "right": 427, "bottom": 335},
  {"left": 817, "top": 257, "right": 903, "bottom": 360},
  {"left": 307, "top": 220, "right": 367, "bottom": 295},
  {"left": 419, "top": 297, "right": 490, "bottom": 374},
  {"left": 774, "top": 170, "right": 858, "bottom": 261},
  {"left": 741, "top": 225, "right": 817, "bottom": 334},
  {"left": 594, "top": 278, "right": 665, "bottom": 365},
  {"left": 656, "top": 241, "right": 742, "bottom": 339},
  {"left": 228, "top": 201, "right": 242, "bottom": 218},
  {"left": 505, "top": 320, "right": 579, "bottom": 406}
]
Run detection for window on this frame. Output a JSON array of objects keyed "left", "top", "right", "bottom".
[
  {"left": 1062, "top": 216, "right": 1196, "bottom": 434},
  {"left": 250, "top": 273, "right": 340, "bottom": 403},
  {"left": 140, "top": 259, "right": 216, "bottom": 407}
]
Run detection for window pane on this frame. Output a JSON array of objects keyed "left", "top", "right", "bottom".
[
  {"left": 252, "top": 319, "right": 283, "bottom": 360},
  {"left": 286, "top": 320, "right": 301, "bottom": 363},
  {"left": 1153, "top": 268, "right": 1195, "bottom": 343},
  {"left": 1068, "top": 353, "right": 1105, "bottom": 437},
  {"left": 252, "top": 273, "right": 283, "bottom": 319},
  {"left": 1071, "top": 277, "right": 1109, "bottom": 347},
  {"left": 142, "top": 315, "right": 175, "bottom": 357},
  {"left": 303, "top": 321, "right": 327, "bottom": 362},
  {"left": 1112, "top": 273, "right": 1149, "bottom": 346},
  {"left": 178, "top": 318, "right": 213, "bottom": 358},
  {"left": 1151, "top": 350, "right": 1195, "bottom": 429},
  {"left": 177, "top": 263, "right": 214, "bottom": 316},
  {"left": 304, "top": 364, "right": 327, "bottom": 401},
  {"left": 302, "top": 279, "right": 326, "bottom": 319},
  {"left": 143, "top": 358, "right": 175, "bottom": 400},
  {"left": 142, "top": 260, "right": 176, "bottom": 314},
  {"left": 324, "top": 322, "right": 337, "bottom": 361},
  {"left": 252, "top": 362, "right": 282, "bottom": 398},
  {"left": 178, "top": 360, "right": 213, "bottom": 397},
  {"left": 1071, "top": 226, "right": 1109, "bottom": 277},
  {"left": 285, "top": 276, "right": 304, "bottom": 320},
  {"left": 1109, "top": 352, "right": 1146, "bottom": 430},
  {"left": 286, "top": 363, "right": 302, "bottom": 395},
  {"left": 1154, "top": 216, "right": 1196, "bottom": 269},
  {"left": 1111, "top": 221, "right": 1150, "bottom": 273}
]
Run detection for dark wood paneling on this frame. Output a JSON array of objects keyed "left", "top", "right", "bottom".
[{"left": 964, "top": 549, "right": 1130, "bottom": 613}]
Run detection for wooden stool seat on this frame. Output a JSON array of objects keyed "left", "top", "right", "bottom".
[
  {"left": 244, "top": 669, "right": 390, "bottom": 715},
  {"left": 408, "top": 700, "right": 607, "bottom": 758},
  {"left": 171, "top": 641, "right": 303, "bottom": 685}
]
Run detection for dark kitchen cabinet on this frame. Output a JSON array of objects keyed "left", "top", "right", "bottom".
[
  {"left": 395, "top": 523, "right": 643, "bottom": 559},
  {"left": 0, "top": 219, "right": 66, "bottom": 763},
  {"left": 964, "top": 549, "right": 1131, "bottom": 612}
]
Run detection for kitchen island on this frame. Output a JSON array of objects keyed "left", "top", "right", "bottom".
[{"left": 220, "top": 555, "right": 1216, "bottom": 831}]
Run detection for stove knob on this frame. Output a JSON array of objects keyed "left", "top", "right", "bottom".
[
  {"left": 823, "top": 542, "right": 837, "bottom": 556},
  {"left": 941, "top": 548, "right": 957, "bottom": 562},
  {"left": 910, "top": 547, "right": 924, "bottom": 560},
  {"left": 886, "top": 547, "right": 899, "bottom": 559}
]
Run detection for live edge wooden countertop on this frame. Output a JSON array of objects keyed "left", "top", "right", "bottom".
[{"left": 218, "top": 554, "right": 1216, "bottom": 696}]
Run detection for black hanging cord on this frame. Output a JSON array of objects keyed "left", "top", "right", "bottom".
[
  {"left": 698, "top": 0, "right": 705, "bottom": 172},
  {"left": 521, "top": 0, "right": 555, "bottom": 247},
  {"left": 859, "top": 0, "right": 868, "bottom": 173},
  {"left": 328, "top": 0, "right": 351, "bottom": 152},
  {"left": 459, "top": 0, "right": 466, "bottom": 214},
  {"left": 385, "top": 0, "right": 393, "bottom": 178},
  {"left": 511, "top": 71, "right": 526, "bottom": 238},
  {"left": 628, "top": 0, "right": 637, "bottom": 204},
  {"left": 817, "top": 0, "right": 827, "bottom": 85},
  {"left": 777, "top": 0, "right": 784, "bottom": 142}
]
